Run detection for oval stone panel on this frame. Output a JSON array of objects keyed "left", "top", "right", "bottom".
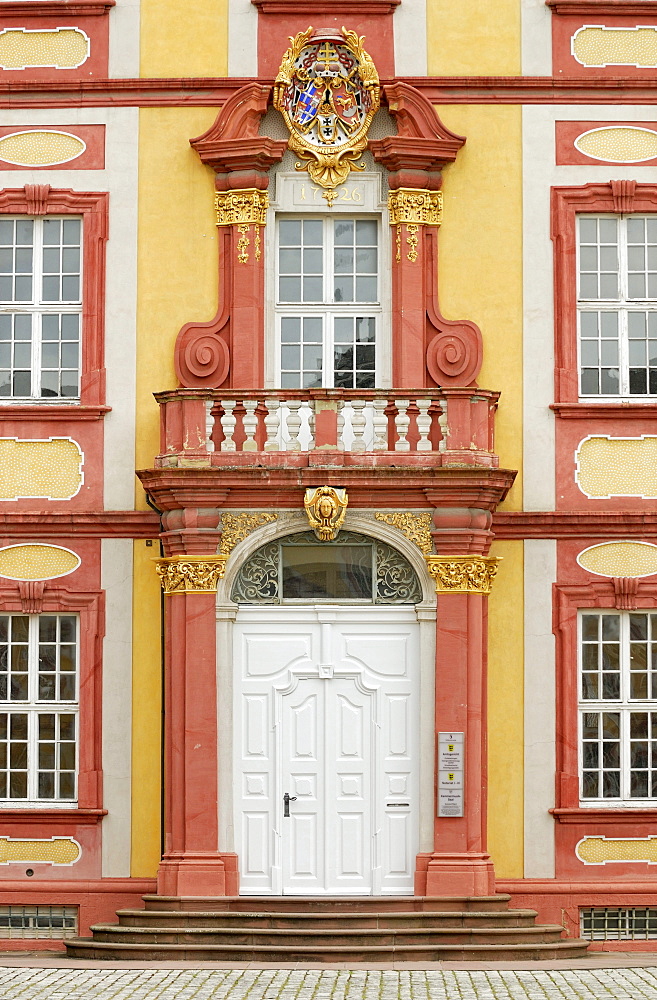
[
  {"left": 578, "top": 541, "right": 657, "bottom": 579},
  {"left": 0, "top": 543, "right": 80, "bottom": 581},
  {"left": 0, "top": 130, "right": 86, "bottom": 167},
  {"left": 575, "top": 126, "right": 657, "bottom": 164}
]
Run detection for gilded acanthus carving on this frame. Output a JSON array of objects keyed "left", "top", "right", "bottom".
[
  {"left": 304, "top": 486, "right": 348, "bottom": 541},
  {"left": 374, "top": 512, "right": 433, "bottom": 555},
  {"left": 387, "top": 188, "right": 443, "bottom": 226},
  {"left": 274, "top": 27, "right": 380, "bottom": 190},
  {"left": 215, "top": 189, "right": 269, "bottom": 227},
  {"left": 156, "top": 556, "right": 228, "bottom": 595},
  {"left": 219, "top": 512, "right": 278, "bottom": 556},
  {"left": 425, "top": 555, "right": 500, "bottom": 594}
]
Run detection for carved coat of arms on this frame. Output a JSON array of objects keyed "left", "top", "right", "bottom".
[{"left": 273, "top": 27, "right": 380, "bottom": 190}]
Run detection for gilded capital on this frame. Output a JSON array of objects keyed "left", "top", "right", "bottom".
[
  {"left": 375, "top": 512, "right": 433, "bottom": 555},
  {"left": 155, "top": 556, "right": 228, "bottom": 595},
  {"left": 425, "top": 555, "right": 500, "bottom": 594},
  {"left": 215, "top": 189, "right": 269, "bottom": 226},
  {"left": 388, "top": 188, "right": 443, "bottom": 226}
]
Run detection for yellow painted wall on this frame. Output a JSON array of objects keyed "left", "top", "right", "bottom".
[
  {"left": 131, "top": 541, "right": 163, "bottom": 876},
  {"left": 427, "top": 0, "right": 521, "bottom": 76},
  {"left": 140, "top": 0, "right": 228, "bottom": 77},
  {"left": 436, "top": 104, "right": 523, "bottom": 511},
  {"left": 135, "top": 107, "right": 219, "bottom": 500},
  {"left": 487, "top": 540, "right": 524, "bottom": 878},
  {"left": 132, "top": 107, "right": 219, "bottom": 871}
]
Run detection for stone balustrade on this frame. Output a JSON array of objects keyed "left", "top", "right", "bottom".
[{"left": 154, "top": 387, "right": 500, "bottom": 468}]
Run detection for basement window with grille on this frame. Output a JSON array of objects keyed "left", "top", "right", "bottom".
[
  {"left": 581, "top": 907, "right": 657, "bottom": 940},
  {"left": 0, "top": 904, "right": 77, "bottom": 939}
]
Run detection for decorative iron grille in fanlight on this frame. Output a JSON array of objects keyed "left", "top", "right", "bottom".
[{"left": 231, "top": 531, "right": 422, "bottom": 605}]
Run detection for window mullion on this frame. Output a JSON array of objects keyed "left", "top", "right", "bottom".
[
  {"left": 32, "top": 220, "right": 43, "bottom": 399},
  {"left": 325, "top": 219, "right": 333, "bottom": 388},
  {"left": 28, "top": 615, "right": 38, "bottom": 802},
  {"left": 620, "top": 613, "right": 629, "bottom": 801}
]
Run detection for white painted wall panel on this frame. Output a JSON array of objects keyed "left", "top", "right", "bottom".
[
  {"left": 394, "top": 0, "right": 427, "bottom": 77},
  {"left": 524, "top": 539, "right": 556, "bottom": 878},
  {"left": 523, "top": 104, "right": 657, "bottom": 512},
  {"left": 109, "top": 0, "right": 140, "bottom": 78},
  {"left": 101, "top": 537, "right": 134, "bottom": 877},
  {"left": 521, "top": 0, "right": 552, "bottom": 76},
  {"left": 228, "top": 0, "right": 258, "bottom": 76},
  {"left": 0, "top": 107, "right": 139, "bottom": 511}
]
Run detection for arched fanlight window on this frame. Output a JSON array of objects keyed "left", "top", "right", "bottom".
[{"left": 231, "top": 531, "right": 422, "bottom": 605}]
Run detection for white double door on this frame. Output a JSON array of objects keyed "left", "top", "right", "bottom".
[{"left": 234, "top": 606, "right": 419, "bottom": 895}]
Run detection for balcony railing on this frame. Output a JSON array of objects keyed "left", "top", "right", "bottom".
[{"left": 154, "top": 388, "right": 500, "bottom": 468}]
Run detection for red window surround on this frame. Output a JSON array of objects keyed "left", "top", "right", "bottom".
[
  {"left": 0, "top": 185, "right": 109, "bottom": 414},
  {"left": 0, "top": 583, "right": 105, "bottom": 821},
  {"left": 551, "top": 181, "right": 657, "bottom": 405},
  {"left": 553, "top": 578, "right": 657, "bottom": 813}
]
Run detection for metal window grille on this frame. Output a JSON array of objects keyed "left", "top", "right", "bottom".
[
  {"left": 0, "top": 905, "right": 78, "bottom": 939},
  {"left": 581, "top": 907, "right": 657, "bottom": 940}
]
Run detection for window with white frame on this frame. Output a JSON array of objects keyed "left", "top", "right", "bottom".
[
  {"left": 0, "top": 614, "right": 78, "bottom": 803},
  {"left": 578, "top": 215, "right": 657, "bottom": 397},
  {"left": 0, "top": 217, "right": 82, "bottom": 400},
  {"left": 276, "top": 216, "right": 379, "bottom": 389},
  {"left": 580, "top": 611, "right": 657, "bottom": 802}
]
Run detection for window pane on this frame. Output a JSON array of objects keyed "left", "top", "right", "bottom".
[{"left": 282, "top": 543, "right": 372, "bottom": 600}]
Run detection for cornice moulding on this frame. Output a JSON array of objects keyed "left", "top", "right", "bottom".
[
  {"left": 253, "top": 0, "right": 399, "bottom": 10},
  {"left": 0, "top": 1, "right": 114, "bottom": 13},
  {"left": 546, "top": 0, "right": 657, "bottom": 13}
]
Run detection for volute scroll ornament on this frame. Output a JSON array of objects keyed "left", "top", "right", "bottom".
[
  {"left": 274, "top": 26, "right": 380, "bottom": 191},
  {"left": 304, "top": 486, "right": 348, "bottom": 541}
]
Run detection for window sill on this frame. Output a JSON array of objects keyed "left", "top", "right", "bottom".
[
  {"left": 0, "top": 808, "right": 106, "bottom": 826},
  {"left": 551, "top": 402, "right": 657, "bottom": 418},
  {"left": 0, "top": 404, "right": 110, "bottom": 421},
  {"left": 551, "top": 807, "right": 657, "bottom": 823}
]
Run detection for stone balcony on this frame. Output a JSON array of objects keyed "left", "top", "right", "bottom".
[{"left": 154, "top": 387, "right": 501, "bottom": 470}]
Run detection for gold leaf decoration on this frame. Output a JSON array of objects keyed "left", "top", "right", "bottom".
[
  {"left": 425, "top": 555, "right": 500, "bottom": 594},
  {"left": 375, "top": 512, "right": 433, "bottom": 555}
]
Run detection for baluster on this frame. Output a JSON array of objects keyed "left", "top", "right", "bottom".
[
  {"left": 394, "top": 398, "right": 411, "bottom": 451},
  {"left": 220, "top": 399, "right": 237, "bottom": 452},
  {"left": 416, "top": 398, "right": 432, "bottom": 452},
  {"left": 438, "top": 398, "right": 448, "bottom": 452},
  {"left": 351, "top": 399, "right": 367, "bottom": 453},
  {"left": 372, "top": 396, "right": 388, "bottom": 451},
  {"left": 242, "top": 398, "right": 258, "bottom": 451},
  {"left": 286, "top": 399, "right": 303, "bottom": 451},
  {"left": 336, "top": 399, "right": 346, "bottom": 450},
  {"left": 307, "top": 400, "right": 316, "bottom": 450},
  {"left": 264, "top": 396, "right": 281, "bottom": 451},
  {"left": 205, "top": 400, "right": 215, "bottom": 453}
]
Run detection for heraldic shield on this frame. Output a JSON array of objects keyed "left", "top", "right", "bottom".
[{"left": 273, "top": 26, "right": 380, "bottom": 191}]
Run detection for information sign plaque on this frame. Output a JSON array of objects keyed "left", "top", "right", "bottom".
[{"left": 437, "top": 732, "right": 464, "bottom": 817}]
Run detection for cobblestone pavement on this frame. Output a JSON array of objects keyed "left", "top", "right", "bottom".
[{"left": 0, "top": 968, "right": 656, "bottom": 999}]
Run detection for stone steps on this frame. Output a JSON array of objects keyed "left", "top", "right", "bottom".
[
  {"left": 114, "top": 908, "right": 541, "bottom": 930},
  {"left": 65, "top": 895, "right": 591, "bottom": 963}
]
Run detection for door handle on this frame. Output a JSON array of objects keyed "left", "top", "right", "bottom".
[{"left": 283, "top": 792, "right": 297, "bottom": 817}]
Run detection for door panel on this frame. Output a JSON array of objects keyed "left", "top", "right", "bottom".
[{"left": 234, "top": 608, "right": 419, "bottom": 895}]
